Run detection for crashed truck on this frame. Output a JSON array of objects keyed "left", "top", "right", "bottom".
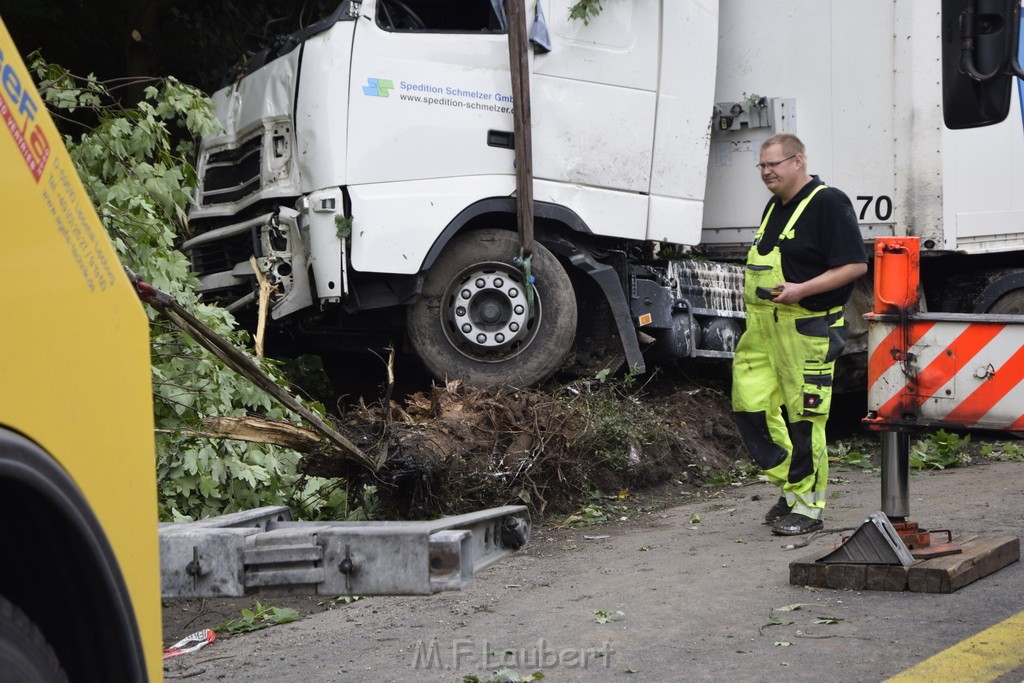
[{"left": 184, "top": 0, "right": 1024, "bottom": 391}]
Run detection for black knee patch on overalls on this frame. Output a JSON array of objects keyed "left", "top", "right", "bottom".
[
  {"left": 787, "top": 420, "right": 814, "bottom": 483},
  {"left": 733, "top": 410, "right": 787, "bottom": 470}
]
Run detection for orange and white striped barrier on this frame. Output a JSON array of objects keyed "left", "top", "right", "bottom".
[{"left": 864, "top": 237, "right": 1024, "bottom": 432}]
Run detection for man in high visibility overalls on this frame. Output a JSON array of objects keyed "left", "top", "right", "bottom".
[{"left": 732, "top": 133, "right": 868, "bottom": 536}]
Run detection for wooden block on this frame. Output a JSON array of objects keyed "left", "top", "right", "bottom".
[
  {"left": 789, "top": 555, "right": 828, "bottom": 587},
  {"left": 825, "top": 563, "right": 866, "bottom": 590},
  {"left": 788, "top": 535, "right": 1018, "bottom": 592},
  {"left": 907, "top": 535, "right": 1019, "bottom": 593},
  {"left": 865, "top": 564, "right": 910, "bottom": 591},
  {"left": 791, "top": 550, "right": 894, "bottom": 590}
]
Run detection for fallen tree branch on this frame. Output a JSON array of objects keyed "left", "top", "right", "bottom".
[
  {"left": 158, "top": 416, "right": 327, "bottom": 452},
  {"left": 127, "top": 267, "right": 378, "bottom": 471}
]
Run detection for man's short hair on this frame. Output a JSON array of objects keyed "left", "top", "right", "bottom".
[{"left": 762, "top": 133, "right": 805, "bottom": 158}]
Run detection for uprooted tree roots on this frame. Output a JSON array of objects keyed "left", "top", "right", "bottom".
[{"left": 300, "top": 378, "right": 745, "bottom": 520}]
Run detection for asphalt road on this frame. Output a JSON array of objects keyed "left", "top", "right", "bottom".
[{"left": 163, "top": 457, "right": 1024, "bottom": 682}]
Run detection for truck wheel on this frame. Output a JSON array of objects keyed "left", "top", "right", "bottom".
[
  {"left": 408, "top": 230, "right": 577, "bottom": 387},
  {"left": 989, "top": 289, "right": 1024, "bottom": 314},
  {"left": 0, "top": 595, "right": 67, "bottom": 683}
]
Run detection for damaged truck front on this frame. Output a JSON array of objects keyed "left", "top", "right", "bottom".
[{"left": 184, "top": 0, "right": 746, "bottom": 390}]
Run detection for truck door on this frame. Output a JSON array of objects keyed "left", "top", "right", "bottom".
[
  {"left": 347, "top": 0, "right": 514, "bottom": 186},
  {"left": 531, "top": 0, "right": 663, "bottom": 242}
]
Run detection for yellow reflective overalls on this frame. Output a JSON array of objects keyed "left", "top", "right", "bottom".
[{"left": 731, "top": 185, "right": 846, "bottom": 521}]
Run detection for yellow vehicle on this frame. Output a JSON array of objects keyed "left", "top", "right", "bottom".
[{"left": 0, "top": 18, "right": 161, "bottom": 681}]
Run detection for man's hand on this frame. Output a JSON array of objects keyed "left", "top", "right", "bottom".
[
  {"left": 770, "top": 262, "right": 868, "bottom": 305},
  {"left": 771, "top": 281, "right": 808, "bottom": 304}
]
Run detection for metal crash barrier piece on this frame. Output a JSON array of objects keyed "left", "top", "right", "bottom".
[
  {"left": 159, "top": 505, "right": 531, "bottom": 598},
  {"left": 159, "top": 506, "right": 294, "bottom": 597}
]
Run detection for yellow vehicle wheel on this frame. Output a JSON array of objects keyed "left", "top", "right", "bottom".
[{"left": 0, "top": 595, "right": 66, "bottom": 683}]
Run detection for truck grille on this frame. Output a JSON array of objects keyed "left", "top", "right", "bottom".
[
  {"left": 199, "top": 135, "right": 262, "bottom": 207},
  {"left": 668, "top": 259, "right": 745, "bottom": 313},
  {"left": 189, "top": 231, "right": 255, "bottom": 277}
]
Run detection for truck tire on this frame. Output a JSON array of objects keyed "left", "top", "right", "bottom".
[
  {"left": 408, "top": 230, "right": 577, "bottom": 387},
  {"left": 0, "top": 595, "right": 67, "bottom": 683},
  {"left": 989, "top": 289, "right": 1024, "bottom": 314}
]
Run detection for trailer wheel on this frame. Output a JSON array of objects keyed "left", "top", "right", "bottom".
[
  {"left": 408, "top": 230, "right": 577, "bottom": 387},
  {"left": 0, "top": 595, "right": 67, "bottom": 683},
  {"left": 989, "top": 289, "right": 1024, "bottom": 314}
]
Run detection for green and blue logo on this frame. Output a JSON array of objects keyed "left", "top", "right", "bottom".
[{"left": 362, "top": 78, "right": 394, "bottom": 97}]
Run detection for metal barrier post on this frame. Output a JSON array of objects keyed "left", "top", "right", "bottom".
[{"left": 880, "top": 431, "right": 910, "bottom": 519}]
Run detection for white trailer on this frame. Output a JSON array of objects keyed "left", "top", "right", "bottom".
[
  {"left": 185, "top": 0, "right": 1024, "bottom": 390},
  {"left": 861, "top": 0, "right": 1024, "bottom": 525}
]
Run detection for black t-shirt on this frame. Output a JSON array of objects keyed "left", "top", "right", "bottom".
[{"left": 756, "top": 176, "right": 868, "bottom": 311}]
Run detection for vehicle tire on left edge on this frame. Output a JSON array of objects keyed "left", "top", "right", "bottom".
[{"left": 0, "top": 594, "right": 67, "bottom": 683}]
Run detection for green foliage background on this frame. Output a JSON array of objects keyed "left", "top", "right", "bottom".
[
  {"left": 569, "top": 0, "right": 604, "bottom": 25},
  {"left": 32, "top": 62, "right": 352, "bottom": 522}
]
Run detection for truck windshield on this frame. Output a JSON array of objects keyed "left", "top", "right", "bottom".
[{"left": 376, "top": 0, "right": 505, "bottom": 32}]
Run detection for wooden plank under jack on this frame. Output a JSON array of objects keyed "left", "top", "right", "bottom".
[{"left": 789, "top": 535, "right": 1020, "bottom": 593}]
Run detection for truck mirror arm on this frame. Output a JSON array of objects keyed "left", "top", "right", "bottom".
[{"left": 959, "top": 0, "right": 1024, "bottom": 81}]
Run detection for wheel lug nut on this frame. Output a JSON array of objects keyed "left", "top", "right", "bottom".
[
  {"left": 495, "top": 333, "right": 505, "bottom": 343},
  {"left": 461, "top": 290, "right": 471, "bottom": 299},
  {"left": 509, "top": 288, "right": 518, "bottom": 297},
  {"left": 462, "top": 324, "right": 472, "bottom": 333},
  {"left": 456, "top": 306, "right": 466, "bottom": 316},
  {"left": 475, "top": 278, "right": 486, "bottom": 288},
  {"left": 514, "top": 305, "right": 525, "bottom": 315},
  {"left": 476, "top": 333, "right": 486, "bottom": 343},
  {"left": 494, "top": 278, "right": 503, "bottom": 287},
  {"left": 509, "top": 322, "right": 519, "bottom": 332}
]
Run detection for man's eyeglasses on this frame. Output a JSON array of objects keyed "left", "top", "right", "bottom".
[{"left": 755, "top": 155, "right": 796, "bottom": 171}]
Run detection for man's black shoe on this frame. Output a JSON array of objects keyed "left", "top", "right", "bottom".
[
  {"left": 763, "top": 497, "right": 791, "bottom": 524},
  {"left": 772, "top": 512, "right": 823, "bottom": 536}
]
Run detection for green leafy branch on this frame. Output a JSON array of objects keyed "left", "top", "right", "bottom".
[
  {"left": 910, "top": 430, "right": 971, "bottom": 470},
  {"left": 979, "top": 441, "right": 1024, "bottom": 461},
  {"left": 569, "top": 0, "right": 603, "bottom": 25},
  {"left": 32, "top": 58, "right": 361, "bottom": 522},
  {"left": 215, "top": 601, "right": 300, "bottom": 635},
  {"left": 593, "top": 609, "right": 624, "bottom": 624}
]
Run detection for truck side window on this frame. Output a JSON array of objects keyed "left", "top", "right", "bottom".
[{"left": 376, "top": 0, "right": 504, "bottom": 33}]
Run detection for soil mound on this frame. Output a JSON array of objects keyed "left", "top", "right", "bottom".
[{"left": 304, "top": 374, "right": 745, "bottom": 520}]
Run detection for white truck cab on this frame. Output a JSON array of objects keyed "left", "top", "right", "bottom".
[{"left": 186, "top": 0, "right": 1024, "bottom": 390}]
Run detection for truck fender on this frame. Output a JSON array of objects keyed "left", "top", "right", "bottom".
[
  {"left": 540, "top": 234, "right": 646, "bottom": 375},
  {"left": 419, "top": 197, "right": 591, "bottom": 272}
]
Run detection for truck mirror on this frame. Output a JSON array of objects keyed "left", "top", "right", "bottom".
[{"left": 941, "top": 0, "right": 1016, "bottom": 129}]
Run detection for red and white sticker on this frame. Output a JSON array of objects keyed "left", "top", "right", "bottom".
[{"left": 163, "top": 629, "right": 217, "bottom": 659}]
